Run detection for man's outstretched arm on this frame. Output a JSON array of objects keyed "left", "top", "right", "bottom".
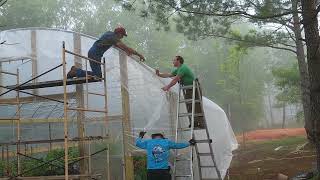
[
  {"left": 162, "top": 75, "right": 181, "bottom": 91},
  {"left": 156, "top": 69, "right": 174, "bottom": 78},
  {"left": 169, "top": 140, "right": 190, "bottom": 149},
  {"left": 115, "top": 41, "right": 145, "bottom": 61}
]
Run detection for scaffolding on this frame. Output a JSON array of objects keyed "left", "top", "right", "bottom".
[{"left": 0, "top": 38, "right": 134, "bottom": 179}]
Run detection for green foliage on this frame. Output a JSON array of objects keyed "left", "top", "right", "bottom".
[
  {"left": 217, "top": 45, "right": 266, "bottom": 132},
  {"left": 117, "top": 0, "right": 297, "bottom": 51},
  {"left": 272, "top": 63, "right": 301, "bottom": 104},
  {"left": 0, "top": 148, "right": 80, "bottom": 177},
  {"left": 133, "top": 156, "right": 147, "bottom": 180}
]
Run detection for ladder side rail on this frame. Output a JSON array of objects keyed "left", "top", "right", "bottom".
[
  {"left": 173, "top": 84, "right": 182, "bottom": 178},
  {"left": 189, "top": 80, "right": 197, "bottom": 179},
  {"left": 195, "top": 80, "right": 222, "bottom": 180},
  {"left": 194, "top": 141, "right": 203, "bottom": 179}
]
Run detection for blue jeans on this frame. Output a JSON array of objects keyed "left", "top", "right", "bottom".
[{"left": 76, "top": 49, "right": 102, "bottom": 78}]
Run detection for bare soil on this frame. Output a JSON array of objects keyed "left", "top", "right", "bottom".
[{"left": 229, "top": 129, "right": 315, "bottom": 180}]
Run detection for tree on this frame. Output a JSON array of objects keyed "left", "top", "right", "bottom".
[
  {"left": 272, "top": 63, "right": 301, "bottom": 128},
  {"left": 217, "top": 45, "right": 266, "bottom": 132},
  {"left": 300, "top": 0, "right": 320, "bottom": 173},
  {"left": 117, "top": 0, "right": 313, "bottom": 141},
  {"left": 0, "top": 0, "right": 8, "bottom": 44}
]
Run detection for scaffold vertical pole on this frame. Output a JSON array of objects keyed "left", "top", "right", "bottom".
[{"left": 62, "top": 41, "right": 69, "bottom": 180}]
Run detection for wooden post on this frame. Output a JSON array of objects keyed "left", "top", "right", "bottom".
[
  {"left": 1, "top": 146, "right": 3, "bottom": 161},
  {"left": 73, "top": 33, "right": 88, "bottom": 169},
  {"left": 107, "top": 144, "right": 110, "bottom": 180},
  {"left": 119, "top": 51, "right": 134, "bottom": 180},
  {"left": 102, "top": 58, "right": 109, "bottom": 136},
  {"left": 31, "top": 30, "right": 38, "bottom": 95},
  {"left": 49, "top": 123, "right": 52, "bottom": 151},
  {"left": 6, "top": 145, "right": 9, "bottom": 176},
  {"left": 73, "top": 33, "right": 89, "bottom": 178}
]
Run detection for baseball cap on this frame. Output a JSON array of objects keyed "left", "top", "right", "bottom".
[
  {"left": 151, "top": 133, "right": 164, "bottom": 139},
  {"left": 114, "top": 27, "right": 127, "bottom": 36}
]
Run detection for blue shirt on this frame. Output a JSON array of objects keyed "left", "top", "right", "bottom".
[
  {"left": 89, "top": 31, "right": 120, "bottom": 58},
  {"left": 135, "top": 137, "right": 189, "bottom": 170}
]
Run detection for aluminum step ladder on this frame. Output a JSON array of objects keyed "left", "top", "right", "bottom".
[{"left": 173, "top": 79, "right": 222, "bottom": 180}]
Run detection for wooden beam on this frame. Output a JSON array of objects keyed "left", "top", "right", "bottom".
[
  {"left": 5, "top": 77, "right": 101, "bottom": 90},
  {"left": 73, "top": 33, "right": 88, "bottom": 179},
  {"left": 31, "top": 30, "right": 38, "bottom": 95},
  {"left": 0, "top": 115, "right": 123, "bottom": 124},
  {"left": 0, "top": 136, "right": 109, "bottom": 146},
  {"left": 119, "top": 51, "right": 134, "bottom": 180},
  {"left": 0, "top": 92, "right": 76, "bottom": 104},
  {"left": 0, "top": 57, "right": 31, "bottom": 63}
]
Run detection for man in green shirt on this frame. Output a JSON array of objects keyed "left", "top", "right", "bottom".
[{"left": 156, "top": 56, "right": 205, "bottom": 128}]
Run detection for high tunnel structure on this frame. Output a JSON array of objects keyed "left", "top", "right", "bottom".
[{"left": 0, "top": 28, "right": 238, "bottom": 180}]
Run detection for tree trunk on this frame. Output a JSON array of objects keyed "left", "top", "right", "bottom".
[
  {"left": 282, "top": 103, "right": 286, "bottom": 129},
  {"left": 292, "top": 0, "right": 312, "bottom": 141},
  {"left": 301, "top": 0, "right": 320, "bottom": 173},
  {"left": 267, "top": 92, "right": 274, "bottom": 127}
]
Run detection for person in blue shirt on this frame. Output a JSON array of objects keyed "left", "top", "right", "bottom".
[
  {"left": 136, "top": 131, "right": 196, "bottom": 180},
  {"left": 67, "top": 26, "right": 145, "bottom": 78}
]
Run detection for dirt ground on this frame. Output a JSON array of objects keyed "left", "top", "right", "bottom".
[{"left": 229, "top": 129, "right": 315, "bottom": 180}]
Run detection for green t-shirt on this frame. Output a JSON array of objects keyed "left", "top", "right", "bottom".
[{"left": 171, "top": 64, "right": 195, "bottom": 85}]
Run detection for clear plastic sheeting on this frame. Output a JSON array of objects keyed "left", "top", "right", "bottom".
[{"left": 0, "top": 28, "right": 237, "bottom": 179}]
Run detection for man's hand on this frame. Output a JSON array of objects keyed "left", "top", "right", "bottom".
[
  {"left": 138, "top": 54, "right": 145, "bottom": 61},
  {"left": 189, "top": 139, "right": 196, "bottom": 146},
  {"left": 139, "top": 131, "right": 146, "bottom": 138},
  {"left": 162, "top": 85, "right": 170, "bottom": 91},
  {"left": 155, "top": 69, "right": 160, "bottom": 76}
]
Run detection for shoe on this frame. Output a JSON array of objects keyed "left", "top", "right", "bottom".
[{"left": 67, "top": 66, "right": 77, "bottom": 78}]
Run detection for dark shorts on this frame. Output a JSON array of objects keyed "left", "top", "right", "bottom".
[{"left": 147, "top": 169, "right": 171, "bottom": 180}]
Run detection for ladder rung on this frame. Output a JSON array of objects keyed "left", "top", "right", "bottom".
[
  {"left": 179, "top": 99, "right": 201, "bottom": 103},
  {"left": 178, "top": 113, "right": 203, "bottom": 117},
  {"left": 175, "top": 175, "right": 192, "bottom": 177},
  {"left": 88, "top": 92, "right": 105, "bottom": 96},
  {"left": 180, "top": 85, "right": 194, "bottom": 90},
  {"left": 178, "top": 127, "right": 204, "bottom": 131},
  {"left": 197, "top": 153, "right": 212, "bottom": 156},
  {"left": 200, "top": 165, "right": 216, "bottom": 168},
  {"left": 176, "top": 158, "right": 191, "bottom": 161},
  {"left": 195, "top": 139, "right": 212, "bottom": 143}
]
